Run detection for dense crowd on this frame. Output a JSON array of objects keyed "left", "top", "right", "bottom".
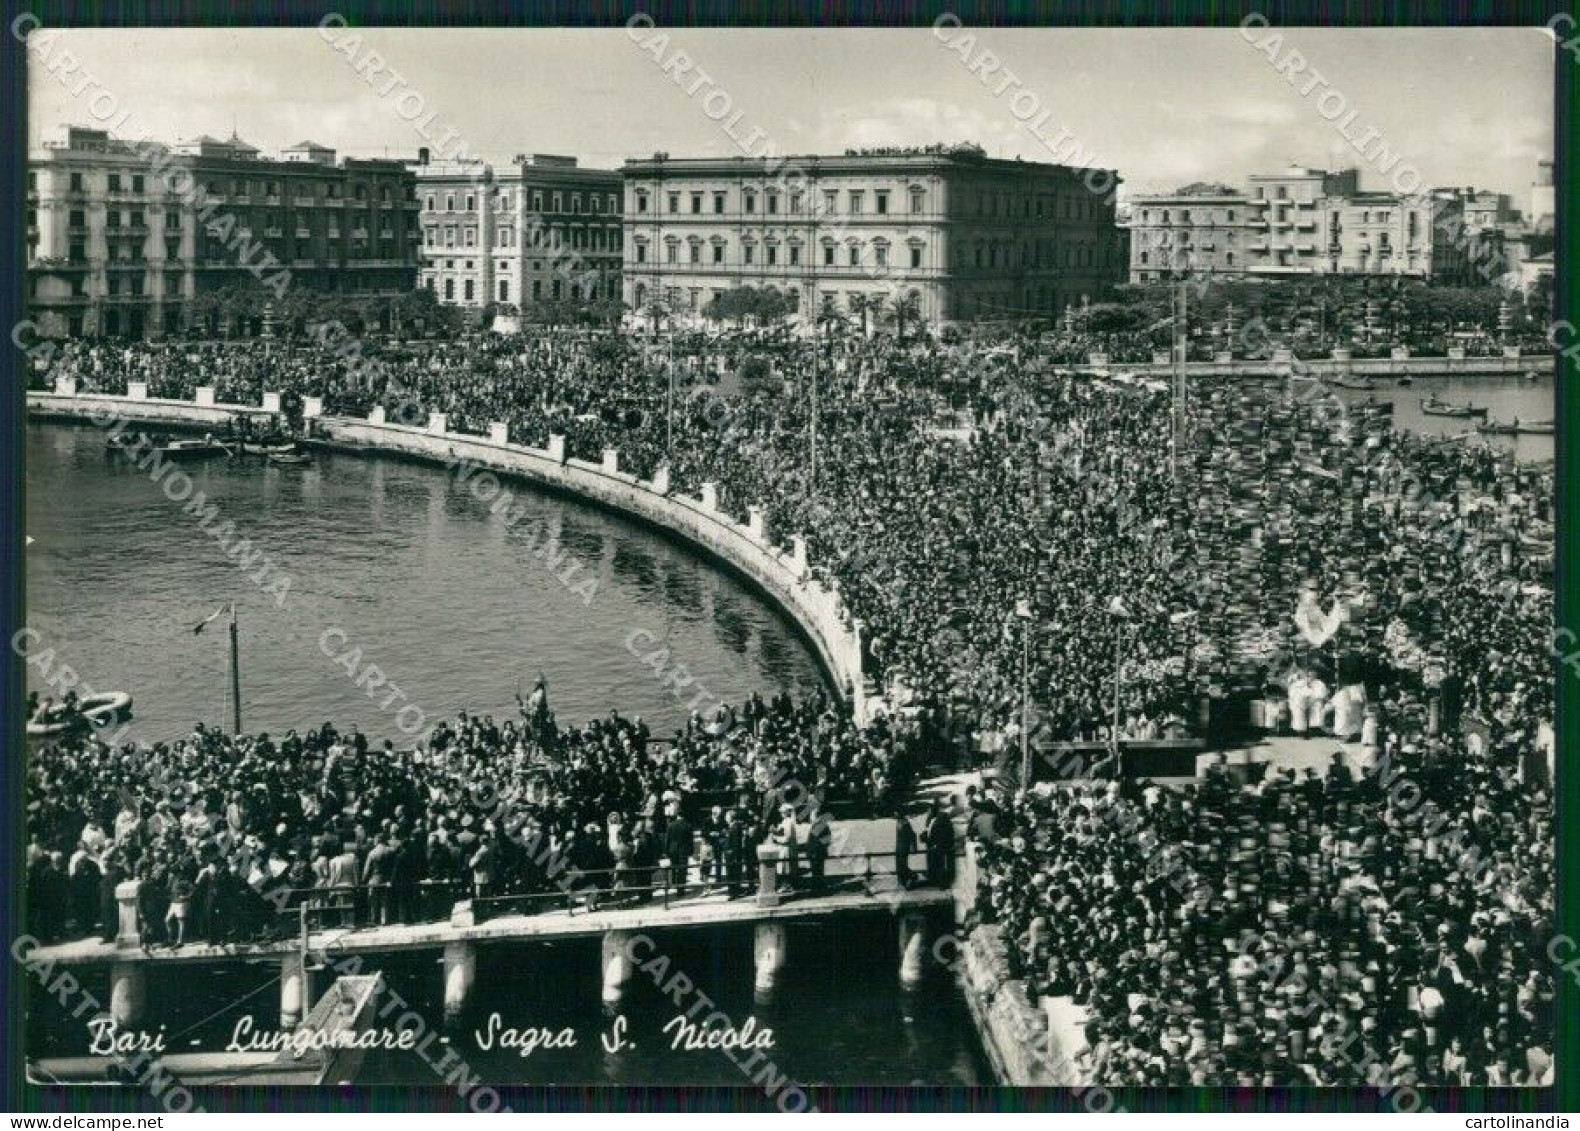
[
  {"left": 25, "top": 315, "right": 1554, "bottom": 1086},
  {"left": 25, "top": 687, "right": 916, "bottom": 945},
  {"left": 974, "top": 736, "right": 1554, "bottom": 1086}
]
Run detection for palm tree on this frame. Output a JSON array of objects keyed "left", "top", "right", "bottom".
[
  {"left": 815, "top": 298, "right": 847, "bottom": 338},
  {"left": 642, "top": 293, "right": 676, "bottom": 334},
  {"left": 889, "top": 291, "right": 923, "bottom": 345},
  {"left": 848, "top": 293, "right": 874, "bottom": 336}
]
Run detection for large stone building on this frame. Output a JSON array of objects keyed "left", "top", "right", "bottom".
[
  {"left": 1128, "top": 165, "right": 1477, "bottom": 285},
  {"left": 620, "top": 146, "right": 1123, "bottom": 328},
  {"left": 412, "top": 152, "right": 622, "bottom": 314},
  {"left": 26, "top": 126, "right": 420, "bottom": 338}
]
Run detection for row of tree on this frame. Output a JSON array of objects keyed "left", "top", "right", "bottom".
[
  {"left": 640, "top": 286, "right": 925, "bottom": 342},
  {"left": 181, "top": 280, "right": 463, "bottom": 338}
]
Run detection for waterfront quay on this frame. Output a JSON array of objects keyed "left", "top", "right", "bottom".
[{"left": 26, "top": 842, "right": 964, "bottom": 1034}]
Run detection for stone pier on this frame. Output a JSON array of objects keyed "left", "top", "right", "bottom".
[
  {"left": 899, "top": 913, "right": 929, "bottom": 987},
  {"left": 109, "top": 962, "right": 146, "bottom": 1028},
  {"left": 601, "top": 930, "right": 635, "bottom": 1005},
  {"left": 442, "top": 941, "right": 475, "bottom": 1020},
  {"left": 280, "top": 952, "right": 313, "bottom": 1031},
  {"left": 756, "top": 844, "right": 785, "bottom": 907},
  {"left": 753, "top": 922, "right": 787, "bottom": 996}
]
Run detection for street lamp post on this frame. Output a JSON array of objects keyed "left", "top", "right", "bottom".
[
  {"left": 1016, "top": 597, "right": 1033, "bottom": 793},
  {"left": 810, "top": 332, "right": 819, "bottom": 493},
  {"left": 1108, "top": 596, "right": 1132, "bottom": 767}
]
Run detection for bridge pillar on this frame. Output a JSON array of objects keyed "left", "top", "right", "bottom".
[
  {"left": 442, "top": 941, "right": 476, "bottom": 1021},
  {"left": 899, "top": 913, "right": 929, "bottom": 988},
  {"left": 756, "top": 844, "right": 786, "bottom": 908},
  {"left": 114, "top": 880, "right": 142, "bottom": 949},
  {"left": 110, "top": 961, "right": 146, "bottom": 1028},
  {"left": 281, "top": 952, "right": 313, "bottom": 1031},
  {"left": 753, "top": 923, "right": 787, "bottom": 996},
  {"left": 601, "top": 930, "right": 635, "bottom": 1006}
]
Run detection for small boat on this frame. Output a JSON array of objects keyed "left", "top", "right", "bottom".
[
  {"left": 241, "top": 439, "right": 296, "bottom": 456},
  {"left": 27, "top": 691, "right": 134, "bottom": 738},
  {"left": 267, "top": 451, "right": 313, "bottom": 466},
  {"left": 1517, "top": 420, "right": 1554, "bottom": 435},
  {"left": 1396, "top": 376, "right": 1413, "bottom": 386},
  {"left": 1328, "top": 376, "right": 1374, "bottom": 391},
  {"left": 1477, "top": 418, "right": 1521, "bottom": 436},
  {"left": 152, "top": 437, "right": 233, "bottom": 459},
  {"left": 1420, "top": 396, "right": 1488, "bottom": 419}
]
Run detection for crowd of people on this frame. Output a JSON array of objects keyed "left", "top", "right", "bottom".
[
  {"left": 25, "top": 687, "right": 918, "bottom": 946},
  {"left": 26, "top": 313, "right": 1554, "bottom": 1086},
  {"left": 974, "top": 736, "right": 1554, "bottom": 1086}
]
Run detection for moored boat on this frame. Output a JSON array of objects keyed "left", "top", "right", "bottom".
[
  {"left": 152, "top": 437, "right": 233, "bottom": 459},
  {"left": 1328, "top": 375, "right": 1374, "bottom": 391},
  {"left": 268, "top": 451, "right": 313, "bottom": 466},
  {"left": 27, "top": 691, "right": 134, "bottom": 738},
  {"left": 1477, "top": 418, "right": 1521, "bottom": 436},
  {"left": 1420, "top": 396, "right": 1487, "bottom": 418},
  {"left": 242, "top": 439, "right": 297, "bottom": 456}
]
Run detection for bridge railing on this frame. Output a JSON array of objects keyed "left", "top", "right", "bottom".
[
  {"left": 238, "top": 849, "right": 965, "bottom": 933},
  {"left": 265, "top": 879, "right": 469, "bottom": 936}
]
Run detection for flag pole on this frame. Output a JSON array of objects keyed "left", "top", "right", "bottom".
[{"left": 228, "top": 601, "right": 242, "bottom": 735}]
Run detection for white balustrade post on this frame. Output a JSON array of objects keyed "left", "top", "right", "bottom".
[
  {"left": 194, "top": 386, "right": 216, "bottom": 407},
  {"left": 489, "top": 421, "right": 509, "bottom": 446}
]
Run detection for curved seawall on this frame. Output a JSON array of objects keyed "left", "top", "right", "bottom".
[{"left": 26, "top": 386, "right": 870, "bottom": 723}]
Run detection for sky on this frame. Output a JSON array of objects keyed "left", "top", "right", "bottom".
[{"left": 27, "top": 24, "right": 1555, "bottom": 203}]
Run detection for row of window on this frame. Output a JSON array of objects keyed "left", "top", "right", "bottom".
[
  {"left": 638, "top": 186, "right": 926, "bottom": 218},
  {"left": 58, "top": 170, "right": 406, "bottom": 203},
  {"left": 632, "top": 185, "right": 1104, "bottom": 222},
  {"left": 632, "top": 236, "right": 1105, "bottom": 271},
  {"left": 635, "top": 238, "right": 925, "bottom": 271},
  {"left": 423, "top": 224, "right": 617, "bottom": 251},
  {"left": 423, "top": 189, "right": 620, "bottom": 215},
  {"left": 1143, "top": 206, "right": 1402, "bottom": 225},
  {"left": 71, "top": 208, "right": 406, "bottom": 235},
  {"left": 427, "top": 275, "right": 618, "bottom": 304}
]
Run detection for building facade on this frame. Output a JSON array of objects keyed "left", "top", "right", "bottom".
[
  {"left": 26, "top": 127, "right": 420, "bottom": 338},
  {"left": 1529, "top": 160, "right": 1554, "bottom": 236},
  {"left": 620, "top": 146, "right": 1123, "bottom": 328},
  {"left": 413, "top": 153, "right": 622, "bottom": 315},
  {"left": 1128, "top": 166, "right": 1475, "bottom": 284}
]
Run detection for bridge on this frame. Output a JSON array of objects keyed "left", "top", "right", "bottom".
[{"left": 23, "top": 835, "right": 970, "bottom": 1035}]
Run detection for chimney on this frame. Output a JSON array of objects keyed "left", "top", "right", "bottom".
[{"left": 418, "top": 147, "right": 430, "bottom": 165}]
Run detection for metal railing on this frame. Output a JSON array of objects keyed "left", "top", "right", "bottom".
[{"left": 269, "top": 848, "right": 960, "bottom": 932}]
